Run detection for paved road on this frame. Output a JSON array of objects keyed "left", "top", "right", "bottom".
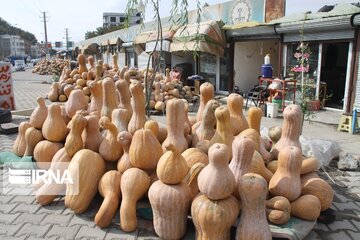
[{"left": 1, "top": 69, "right": 360, "bottom": 239}]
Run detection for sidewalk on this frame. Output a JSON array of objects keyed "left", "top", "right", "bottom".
[{"left": 1, "top": 70, "right": 360, "bottom": 239}]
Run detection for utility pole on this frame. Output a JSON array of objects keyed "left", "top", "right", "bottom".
[
  {"left": 41, "top": 12, "right": 49, "bottom": 58},
  {"left": 65, "top": 28, "right": 69, "bottom": 58}
]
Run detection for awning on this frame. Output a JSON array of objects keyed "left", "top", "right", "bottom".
[
  {"left": 109, "top": 38, "right": 121, "bottom": 45},
  {"left": 147, "top": 28, "right": 177, "bottom": 42},
  {"left": 170, "top": 20, "right": 226, "bottom": 57},
  {"left": 224, "top": 21, "right": 279, "bottom": 40},
  {"left": 145, "top": 40, "right": 171, "bottom": 52},
  {"left": 101, "top": 40, "right": 109, "bottom": 46},
  {"left": 223, "top": 21, "right": 263, "bottom": 30},
  {"left": 145, "top": 27, "right": 177, "bottom": 52},
  {"left": 79, "top": 44, "right": 90, "bottom": 51},
  {"left": 134, "top": 31, "right": 152, "bottom": 45},
  {"left": 134, "top": 31, "right": 152, "bottom": 55}
]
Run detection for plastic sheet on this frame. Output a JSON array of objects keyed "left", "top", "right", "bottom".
[{"left": 300, "top": 136, "right": 341, "bottom": 168}]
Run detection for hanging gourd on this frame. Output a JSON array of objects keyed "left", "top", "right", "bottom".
[
  {"left": 227, "top": 93, "right": 249, "bottom": 135},
  {"left": 36, "top": 148, "right": 71, "bottom": 205},
  {"left": 129, "top": 128, "right": 163, "bottom": 171},
  {"left": 157, "top": 144, "right": 189, "bottom": 185},
  {"left": 42, "top": 104, "right": 68, "bottom": 142},
  {"left": 191, "top": 193, "right": 239, "bottom": 240},
  {"left": 82, "top": 114, "right": 103, "bottom": 152},
  {"left": 23, "top": 127, "right": 44, "bottom": 157},
  {"left": 65, "top": 149, "right": 105, "bottom": 214},
  {"left": 229, "top": 136, "right": 256, "bottom": 199},
  {"left": 33, "top": 140, "right": 63, "bottom": 169},
  {"left": 120, "top": 168, "right": 150, "bottom": 232},
  {"left": 87, "top": 80, "right": 103, "bottom": 117},
  {"left": 64, "top": 89, "right": 88, "bottom": 119},
  {"left": 265, "top": 196, "right": 291, "bottom": 225},
  {"left": 111, "top": 108, "right": 131, "bottom": 133},
  {"left": 269, "top": 146, "right": 302, "bottom": 201},
  {"left": 128, "top": 81, "right": 146, "bottom": 135},
  {"left": 116, "top": 78, "right": 132, "bottom": 116},
  {"left": 236, "top": 173, "right": 272, "bottom": 240},
  {"left": 208, "top": 106, "right": 234, "bottom": 151},
  {"left": 198, "top": 143, "right": 235, "bottom": 200},
  {"left": 64, "top": 112, "right": 87, "bottom": 157},
  {"left": 78, "top": 54, "right": 88, "bottom": 74},
  {"left": 192, "top": 99, "right": 219, "bottom": 147},
  {"left": 290, "top": 194, "right": 321, "bottom": 221},
  {"left": 247, "top": 106, "right": 263, "bottom": 134},
  {"left": 149, "top": 180, "right": 191, "bottom": 239},
  {"left": 95, "top": 170, "right": 122, "bottom": 228},
  {"left": 30, "top": 97, "right": 48, "bottom": 129},
  {"left": 98, "top": 116, "right": 123, "bottom": 162},
  {"left": 13, "top": 121, "right": 32, "bottom": 157},
  {"left": 181, "top": 147, "right": 209, "bottom": 168},
  {"left": 185, "top": 162, "right": 206, "bottom": 200},
  {"left": 162, "top": 99, "right": 188, "bottom": 153},
  {"left": 196, "top": 82, "right": 214, "bottom": 122},
  {"left": 301, "top": 174, "right": 334, "bottom": 211},
  {"left": 101, "top": 77, "right": 118, "bottom": 120},
  {"left": 117, "top": 131, "right": 133, "bottom": 173},
  {"left": 272, "top": 104, "right": 303, "bottom": 159}
]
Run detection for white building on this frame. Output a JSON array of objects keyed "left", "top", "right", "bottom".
[
  {"left": 30, "top": 43, "right": 44, "bottom": 58},
  {"left": 103, "top": 11, "right": 142, "bottom": 28},
  {"left": 1, "top": 34, "right": 25, "bottom": 57}
]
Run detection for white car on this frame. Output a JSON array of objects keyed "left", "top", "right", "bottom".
[{"left": 14, "top": 60, "right": 26, "bottom": 71}]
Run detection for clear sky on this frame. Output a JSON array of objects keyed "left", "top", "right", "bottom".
[{"left": 1, "top": 0, "right": 357, "bottom": 45}]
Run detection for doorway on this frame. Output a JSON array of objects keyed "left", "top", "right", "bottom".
[{"left": 320, "top": 42, "right": 349, "bottom": 109}]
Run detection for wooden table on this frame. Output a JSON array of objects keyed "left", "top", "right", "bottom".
[{"left": 259, "top": 77, "right": 297, "bottom": 111}]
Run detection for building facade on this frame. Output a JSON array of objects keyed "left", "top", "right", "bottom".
[
  {"left": 0, "top": 34, "right": 25, "bottom": 57},
  {"left": 103, "top": 11, "right": 142, "bottom": 28}
]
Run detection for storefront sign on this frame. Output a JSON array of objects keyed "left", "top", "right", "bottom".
[{"left": 0, "top": 63, "right": 15, "bottom": 110}]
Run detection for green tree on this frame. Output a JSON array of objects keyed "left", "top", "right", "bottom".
[
  {"left": 0, "top": 18, "right": 37, "bottom": 44},
  {"left": 125, "top": 0, "right": 201, "bottom": 117},
  {"left": 85, "top": 24, "right": 127, "bottom": 39}
]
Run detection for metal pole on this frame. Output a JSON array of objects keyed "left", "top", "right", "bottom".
[
  {"left": 43, "top": 12, "right": 49, "bottom": 58},
  {"left": 65, "top": 28, "right": 69, "bottom": 58}
]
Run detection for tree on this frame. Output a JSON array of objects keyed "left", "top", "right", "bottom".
[
  {"left": 84, "top": 22, "right": 128, "bottom": 39},
  {"left": 125, "top": 0, "right": 201, "bottom": 117},
  {"left": 0, "top": 18, "right": 37, "bottom": 44}
]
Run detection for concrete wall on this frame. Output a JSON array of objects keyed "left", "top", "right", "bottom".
[
  {"left": 234, "top": 40, "right": 279, "bottom": 93},
  {"left": 118, "top": 52, "right": 125, "bottom": 68}
]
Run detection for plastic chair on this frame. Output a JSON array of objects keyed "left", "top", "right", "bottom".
[{"left": 245, "top": 85, "right": 268, "bottom": 110}]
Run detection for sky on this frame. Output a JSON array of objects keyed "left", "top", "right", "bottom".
[{"left": 1, "top": 0, "right": 357, "bottom": 45}]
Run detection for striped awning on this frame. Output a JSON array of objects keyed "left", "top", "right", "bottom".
[{"left": 170, "top": 20, "right": 226, "bottom": 57}]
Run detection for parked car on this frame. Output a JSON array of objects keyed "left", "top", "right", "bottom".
[
  {"left": 31, "top": 58, "right": 42, "bottom": 66},
  {"left": 13, "top": 60, "right": 26, "bottom": 71}
]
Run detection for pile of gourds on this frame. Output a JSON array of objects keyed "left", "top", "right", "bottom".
[
  {"left": 45, "top": 54, "right": 197, "bottom": 113},
  {"left": 12, "top": 53, "right": 334, "bottom": 239},
  {"left": 32, "top": 58, "right": 68, "bottom": 75}
]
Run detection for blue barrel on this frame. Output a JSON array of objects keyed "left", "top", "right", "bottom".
[{"left": 262, "top": 64, "right": 273, "bottom": 78}]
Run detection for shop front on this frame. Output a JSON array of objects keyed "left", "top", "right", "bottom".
[
  {"left": 170, "top": 20, "right": 227, "bottom": 93},
  {"left": 275, "top": 3, "right": 360, "bottom": 111}
]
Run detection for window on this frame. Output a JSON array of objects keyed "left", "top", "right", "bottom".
[
  {"left": 286, "top": 43, "right": 319, "bottom": 83},
  {"left": 110, "top": 17, "right": 116, "bottom": 22},
  {"left": 119, "top": 17, "right": 125, "bottom": 22}
]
